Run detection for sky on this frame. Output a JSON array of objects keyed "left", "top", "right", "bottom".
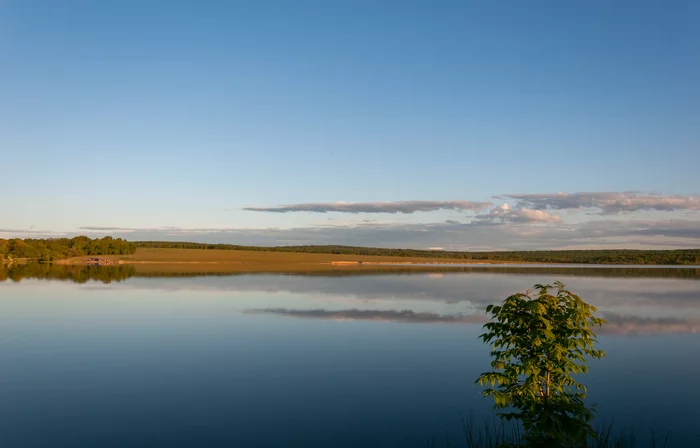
[{"left": 1, "top": 0, "right": 699, "bottom": 250}]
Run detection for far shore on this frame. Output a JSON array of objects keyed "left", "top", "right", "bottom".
[
  {"left": 51, "top": 247, "right": 524, "bottom": 268},
  {"left": 11, "top": 247, "right": 532, "bottom": 275}
]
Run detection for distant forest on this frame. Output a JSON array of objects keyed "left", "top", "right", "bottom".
[
  {"left": 135, "top": 241, "right": 700, "bottom": 265},
  {"left": 0, "top": 236, "right": 136, "bottom": 262}
]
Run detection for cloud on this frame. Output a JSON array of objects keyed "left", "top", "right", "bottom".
[
  {"left": 576, "top": 219, "right": 700, "bottom": 240},
  {"left": 0, "top": 228, "right": 63, "bottom": 236},
  {"left": 6, "top": 190, "right": 699, "bottom": 250},
  {"left": 494, "top": 218, "right": 700, "bottom": 249},
  {"left": 500, "top": 192, "right": 700, "bottom": 215},
  {"left": 79, "top": 226, "right": 145, "bottom": 231},
  {"left": 75, "top": 217, "right": 700, "bottom": 250},
  {"left": 243, "top": 200, "right": 492, "bottom": 214},
  {"left": 472, "top": 204, "right": 562, "bottom": 225},
  {"left": 78, "top": 226, "right": 264, "bottom": 233},
  {"left": 244, "top": 308, "right": 487, "bottom": 324},
  {"left": 67, "top": 191, "right": 700, "bottom": 249}
]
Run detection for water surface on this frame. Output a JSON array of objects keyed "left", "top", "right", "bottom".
[{"left": 1, "top": 265, "right": 699, "bottom": 447}]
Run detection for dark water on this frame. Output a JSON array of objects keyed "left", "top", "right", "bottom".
[{"left": 1, "top": 266, "right": 699, "bottom": 447}]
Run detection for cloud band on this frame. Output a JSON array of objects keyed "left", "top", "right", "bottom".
[{"left": 244, "top": 200, "right": 492, "bottom": 214}]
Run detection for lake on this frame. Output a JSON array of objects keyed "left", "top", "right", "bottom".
[{"left": 1, "top": 265, "right": 699, "bottom": 447}]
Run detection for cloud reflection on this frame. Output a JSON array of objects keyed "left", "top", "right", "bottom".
[
  {"left": 244, "top": 308, "right": 487, "bottom": 324},
  {"left": 244, "top": 308, "right": 700, "bottom": 335},
  {"left": 601, "top": 314, "right": 700, "bottom": 335}
]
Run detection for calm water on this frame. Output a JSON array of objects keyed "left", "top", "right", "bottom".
[{"left": 1, "top": 266, "right": 699, "bottom": 447}]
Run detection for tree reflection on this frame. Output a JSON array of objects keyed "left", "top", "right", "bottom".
[{"left": 0, "top": 264, "right": 136, "bottom": 284}]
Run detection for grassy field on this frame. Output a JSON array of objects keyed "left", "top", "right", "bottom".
[{"left": 55, "top": 247, "right": 517, "bottom": 273}]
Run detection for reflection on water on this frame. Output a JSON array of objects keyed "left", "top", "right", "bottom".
[
  {"left": 243, "top": 308, "right": 488, "bottom": 324},
  {"left": 3, "top": 263, "right": 700, "bottom": 337},
  {"left": 243, "top": 308, "right": 700, "bottom": 336},
  {"left": 0, "top": 263, "right": 136, "bottom": 283},
  {"left": 2, "top": 263, "right": 700, "bottom": 283},
  {"left": 1, "top": 264, "right": 699, "bottom": 446}
]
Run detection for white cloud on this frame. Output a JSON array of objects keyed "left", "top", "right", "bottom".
[{"left": 472, "top": 205, "right": 562, "bottom": 225}]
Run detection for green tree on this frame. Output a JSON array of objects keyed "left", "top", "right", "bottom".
[{"left": 476, "top": 281, "right": 606, "bottom": 447}]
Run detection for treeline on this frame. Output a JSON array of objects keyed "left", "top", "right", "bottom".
[
  {"left": 135, "top": 241, "right": 700, "bottom": 265},
  {"left": 0, "top": 236, "right": 136, "bottom": 262},
  {"left": 3, "top": 237, "right": 697, "bottom": 265}
]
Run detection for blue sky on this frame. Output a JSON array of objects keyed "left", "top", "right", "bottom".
[{"left": 1, "top": 1, "right": 699, "bottom": 249}]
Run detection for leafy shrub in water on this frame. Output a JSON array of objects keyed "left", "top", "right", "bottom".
[{"left": 476, "top": 281, "right": 606, "bottom": 447}]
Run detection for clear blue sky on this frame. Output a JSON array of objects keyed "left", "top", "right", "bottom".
[{"left": 1, "top": 1, "right": 698, "bottom": 249}]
